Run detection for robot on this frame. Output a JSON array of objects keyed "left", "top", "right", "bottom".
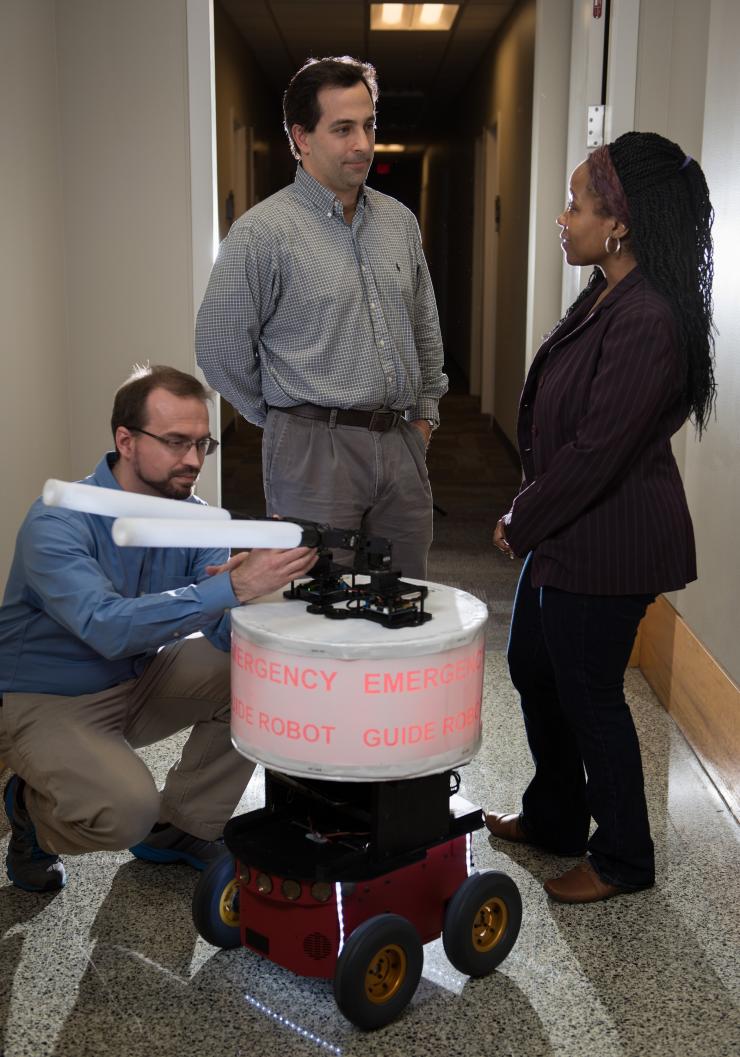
[
  {"left": 191, "top": 525, "right": 522, "bottom": 1031},
  {"left": 41, "top": 483, "right": 522, "bottom": 1032}
]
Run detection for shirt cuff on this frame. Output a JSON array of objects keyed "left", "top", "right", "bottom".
[
  {"left": 196, "top": 569, "right": 239, "bottom": 617},
  {"left": 408, "top": 402, "right": 439, "bottom": 428}
]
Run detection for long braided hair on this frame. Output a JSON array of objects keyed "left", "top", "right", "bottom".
[{"left": 565, "top": 133, "right": 716, "bottom": 434}]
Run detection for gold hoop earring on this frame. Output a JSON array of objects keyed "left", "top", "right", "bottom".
[{"left": 605, "top": 234, "right": 621, "bottom": 255}]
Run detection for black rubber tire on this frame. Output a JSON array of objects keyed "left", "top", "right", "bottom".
[
  {"left": 442, "top": 870, "right": 522, "bottom": 976},
  {"left": 334, "top": 914, "right": 423, "bottom": 1031},
  {"left": 192, "top": 853, "right": 242, "bottom": 949}
]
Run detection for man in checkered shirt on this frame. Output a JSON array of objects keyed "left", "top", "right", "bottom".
[{"left": 196, "top": 56, "right": 447, "bottom": 579}]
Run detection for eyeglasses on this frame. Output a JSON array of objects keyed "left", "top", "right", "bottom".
[{"left": 125, "top": 426, "right": 219, "bottom": 457}]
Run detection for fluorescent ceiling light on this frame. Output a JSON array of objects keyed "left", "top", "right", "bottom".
[
  {"left": 419, "top": 4, "right": 444, "bottom": 25},
  {"left": 382, "top": 4, "right": 404, "bottom": 25},
  {"left": 370, "top": 4, "right": 459, "bottom": 31},
  {"left": 374, "top": 143, "right": 407, "bottom": 152}
]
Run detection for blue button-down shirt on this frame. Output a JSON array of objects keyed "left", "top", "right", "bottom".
[
  {"left": 0, "top": 454, "right": 238, "bottom": 696},
  {"left": 195, "top": 165, "right": 447, "bottom": 427}
]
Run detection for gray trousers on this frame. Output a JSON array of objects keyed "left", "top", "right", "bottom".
[
  {"left": 262, "top": 410, "right": 434, "bottom": 579},
  {"left": 0, "top": 635, "right": 253, "bottom": 855}
]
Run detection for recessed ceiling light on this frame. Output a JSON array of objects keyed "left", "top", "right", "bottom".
[
  {"left": 381, "top": 3, "right": 404, "bottom": 25},
  {"left": 370, "top": 4, "right": 459, "bottom": 32}
]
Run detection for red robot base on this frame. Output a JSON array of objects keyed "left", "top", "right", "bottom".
[{"left": 192, "top": 769, "right": 522, "bottom": 1031}]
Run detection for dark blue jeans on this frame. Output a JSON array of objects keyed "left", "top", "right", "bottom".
[{"left": 507, "top": 554, "right": 655, "bottom": 889}]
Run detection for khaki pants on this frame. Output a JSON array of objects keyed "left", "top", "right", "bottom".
[
  {"left": 0, "top": 635, "right": 253, "bottom": 855},
  {"left": 262, "top": 410, "right": 434, "bottom": 579}
]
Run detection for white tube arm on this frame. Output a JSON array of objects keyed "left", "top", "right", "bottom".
[
  {"left": 42, "top": 479, "right": 231, "bottom": 521},
  {"left": 112, "top": 518, "right": 304, "bottom": 550}
]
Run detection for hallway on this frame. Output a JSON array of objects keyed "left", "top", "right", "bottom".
[{"left": 0, "top": 408, "right": 737, "bottom": 1057}]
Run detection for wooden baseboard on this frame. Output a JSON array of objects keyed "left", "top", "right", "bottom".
[{"left": 634, "top": 595, "right": 740, "bottom": 822}]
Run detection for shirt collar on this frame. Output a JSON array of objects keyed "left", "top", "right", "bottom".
[
  {"left": 294, "top": 164, "right": 367, "bottom": 219},
  {"left": 89, "top": 451, "right": 207, "bottom": 511},
  {"left": 90, "top": 452, "right": 122, "bottom": 489}
]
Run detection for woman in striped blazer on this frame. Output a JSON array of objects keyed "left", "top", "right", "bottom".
[{"left": 486, "top": 132, "right": 716, "bottom": 904}]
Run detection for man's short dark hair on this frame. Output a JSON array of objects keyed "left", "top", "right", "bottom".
[
  {"left": 111, "top": 364, "right": 211, "bottom": 444},
  {"left": 283, "top": 55, "right": 378, "bottom": 161}
]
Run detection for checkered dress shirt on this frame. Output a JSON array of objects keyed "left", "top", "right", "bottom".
[{"left": 195, "top": 165, "right": 447, "bottom": 428}]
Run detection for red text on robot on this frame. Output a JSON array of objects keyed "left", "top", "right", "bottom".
[
  {"left": 232, "top": 643, "right": 337, "bottom": 692},
  {"left": 362, "top": 704, "right": 480, "bottom": 748},
  {"left": 362, "top": 647, "right": 484, "bottom": 695},
  {"left": 232, "top": 696, "right": 336, "bottom": 744}
]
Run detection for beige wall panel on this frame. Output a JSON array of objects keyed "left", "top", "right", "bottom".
[
  {"left": 679, "top": 0, "right": 740, "bottom": 686},
  {"left": 525, "top": 0, "right": 571, "bottom": 372},
  {"left": 490, "top": 1, "right": 535, "bottom": 446},
  {"left": 0, "top": 0, "right": 71, "bottom": 587},
  {"left": 54, "top": 0, "right": 195, "bottom": 479},
  {"left": 460, "top": 0, "right": 535, "bottom": 446}
]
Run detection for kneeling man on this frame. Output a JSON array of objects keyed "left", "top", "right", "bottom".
[{"left": 0, "top": 364, "right": 316, "bottom": 892}]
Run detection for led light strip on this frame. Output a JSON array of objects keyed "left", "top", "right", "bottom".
[
  {"left": 242, "top": 994, "right": 342, "bottom": 1054},
  {"left": 335, "top": 881, "right": 346, "bottom": 956}
]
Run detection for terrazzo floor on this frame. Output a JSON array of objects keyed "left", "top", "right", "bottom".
[
  {"left": 1, "top": 663, "right": 737, "bottom": 1057},
  {"left": 1, "top": 395, "right": 738, "bottom": 1055}
]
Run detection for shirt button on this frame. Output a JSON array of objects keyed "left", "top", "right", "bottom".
[
  {"left": 370, "top": 302, "right": 376, "bottom": 309},
  {"left": 379, "top": 339, "right": 385, "bottom": 347},
  {"left": 362, "top": 265, "right": 367, "bottom": 272},
  {"left": 174, "top": 631, "right": 180, "bottom": 638}
]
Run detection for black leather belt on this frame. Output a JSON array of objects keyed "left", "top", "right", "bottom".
[{"left": 269, "top": 403, "right": 405, "bottom": 432}]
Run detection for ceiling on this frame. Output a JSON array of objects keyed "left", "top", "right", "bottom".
[{"left": 218, "top": 0, "right": 517, "bottom": 135}]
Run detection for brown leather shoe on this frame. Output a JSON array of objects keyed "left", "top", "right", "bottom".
[
  {"left": 544, "top": 862, "right": 628, "bottom": 904},
  {"left": 484, "top": 812, "right": 529, "bottom": 843},
  {"left": 485, "top": 812, "right": 586, "bottom": 856}
]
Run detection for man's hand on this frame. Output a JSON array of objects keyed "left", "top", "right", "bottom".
[
  {"left": 229, "top": 547, "right": 318, "bottom": 604},
  {"left": 409, "top": 419, "right": 433, "bottom": 447},
  {"left": 493, "top": 517, "right": 516, "bottom": 560},
  {"left": 205, "top": 551, "right": 250, "bottom": 578}
]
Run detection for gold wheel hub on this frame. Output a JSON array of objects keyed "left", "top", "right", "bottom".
[
  {"left": 472, "top": 896, "right": 508, "bottom": 952},
  {"left": 364, "top": 943, "right": 407, "bottom": 1004},
  {"left": 218, "top": 878, "right": 240, "bottom": 928}
]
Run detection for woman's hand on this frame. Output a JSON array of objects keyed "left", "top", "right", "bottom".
[{"left": 493, "top": 517, "right": 516, "bottom": 559}]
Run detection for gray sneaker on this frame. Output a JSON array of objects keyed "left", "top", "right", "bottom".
[
  {"left": 129, "top": 823, "right": 226, "bottom": 871},
  {"left": 4, "top": 776, "right": 67, "bottom": 892}
]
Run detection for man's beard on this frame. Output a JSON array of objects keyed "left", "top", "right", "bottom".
[{"left": 132, "top": 456, "right": 198, "bottom": 500}]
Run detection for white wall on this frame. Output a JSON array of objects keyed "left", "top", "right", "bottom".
[
  {"left": 0, "top": 0, "right": 71, "bottom": 586},
  {"left": 525, "top": 0, "right": 572, "bottom": 368},
  {"left": 54, "top": 0, "right": 196, "bottom": 473},
  {"left": 631, "top": 0, "right": 740, "bottom": 685},
  {"left": 680, "top": 0, "right": 740, "bottom": 685},
  {"left": 634, "top": 0, "right": 710, "bottom": 483},
  {"left": 0, "top": 0, "right": 216, "bottom": 588}
]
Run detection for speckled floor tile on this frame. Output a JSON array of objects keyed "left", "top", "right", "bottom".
[
  {"left": 1, "top": 652, "right": 738, "bottom": 1057},
  {"left": 2, "top": 407, "right": 738, "bottom": 1055}
]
